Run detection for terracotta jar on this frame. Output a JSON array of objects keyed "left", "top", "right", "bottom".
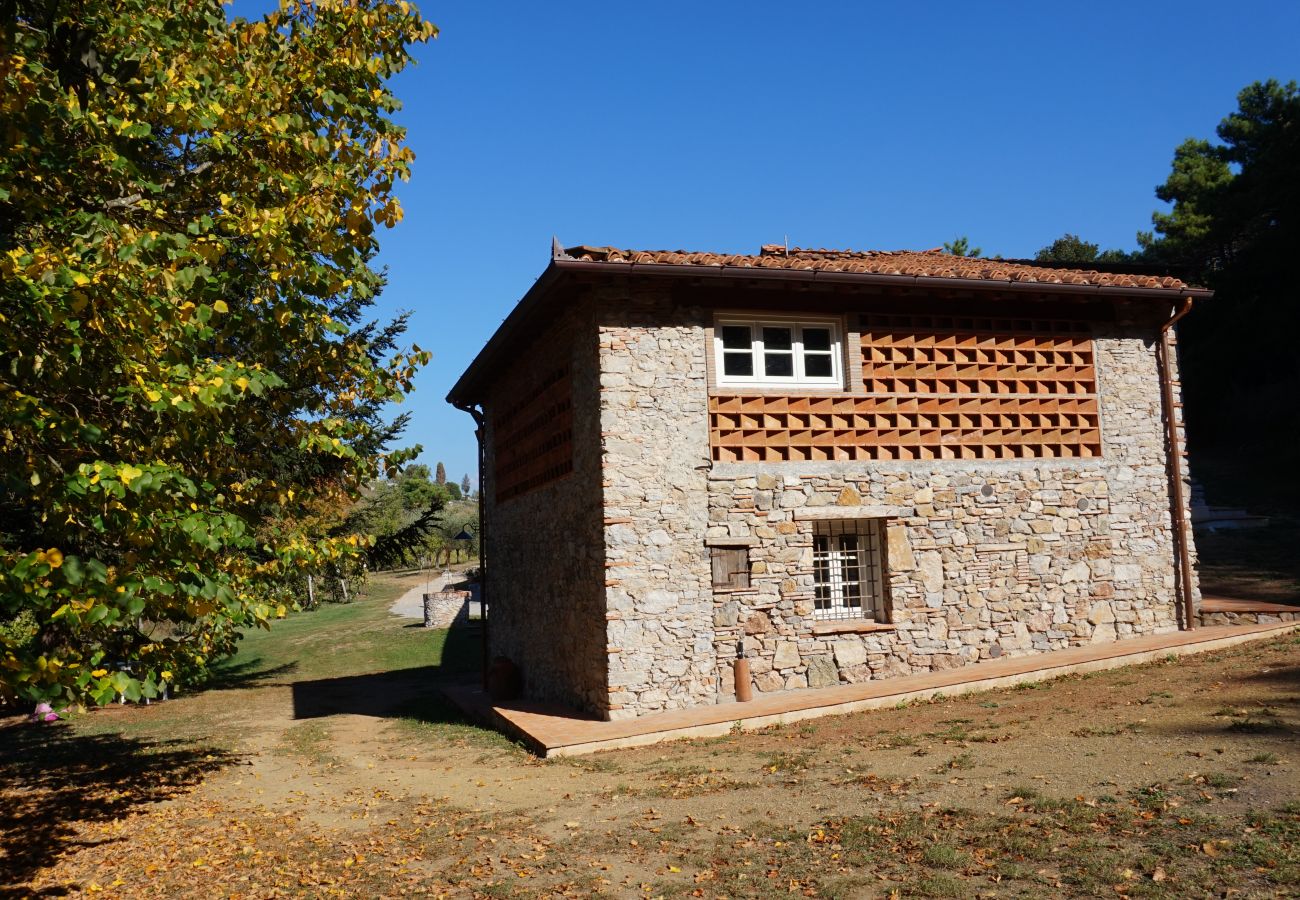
[{"left": 486, "top": 656, "right": 521, "bottom": 702}]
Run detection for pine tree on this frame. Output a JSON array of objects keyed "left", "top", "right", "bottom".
[
  {"left": 942, "top": 236, "right": 981, "bottom": 257},
  {"left": 435, "top": 461, "right": 446, "bottom": 484}
]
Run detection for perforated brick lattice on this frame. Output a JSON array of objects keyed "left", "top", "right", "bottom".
[
  {"left": 710, "top": 313, "right": 1101, "bottom": 462},
  {"left": 494, "top": 365, "right": 574, "bottom": 502}
]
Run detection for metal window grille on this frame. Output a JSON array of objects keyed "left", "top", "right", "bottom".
[{"left": 813, "top": 519, "right": 887, "bottom": 621}]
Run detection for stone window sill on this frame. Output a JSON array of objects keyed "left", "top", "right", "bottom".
[
  {"left": 714, "top": 587, "right": 760, "bottom": 596},
  {"left": 811, "top": 620, "right": 895, "bottom": 636}
]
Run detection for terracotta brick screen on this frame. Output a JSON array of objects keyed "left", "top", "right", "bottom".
[
  {"left": 493, "top": 365, "right": 574, "bottom": 502},
  {"left": 709, "top": 312, "right": 1101, "bottom": 462}
]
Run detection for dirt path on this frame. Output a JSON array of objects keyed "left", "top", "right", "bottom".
[{"left": 10, "top": 584, "right": 1299, "bottom": 897}]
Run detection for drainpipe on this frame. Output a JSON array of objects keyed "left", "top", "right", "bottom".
[
  {"left": 1156, "top": 299, "right": 1196, "bottom": 629},
  {"left": 453, "top": 400, "right": 489, "bottom": 687}
]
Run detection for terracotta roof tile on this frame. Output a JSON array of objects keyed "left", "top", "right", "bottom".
[{"left": 562, "top": 244, "right": 1191, "bottom": 291}]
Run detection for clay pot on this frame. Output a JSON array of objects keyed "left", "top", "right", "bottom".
[{"left": 486, "top": 656, "right": 522, "bottom": 703}]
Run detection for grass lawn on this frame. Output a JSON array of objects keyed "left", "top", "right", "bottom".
[
  {"left": 4, "top": 573, "right": 1299, "bottom": 898},
  {"left": 215, "top": 575, "right": 476, "bottom": 684}
]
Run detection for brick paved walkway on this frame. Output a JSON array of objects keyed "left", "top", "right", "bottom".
[{"left": 444, "top": 621, "right": 1300, "bottom": 757}]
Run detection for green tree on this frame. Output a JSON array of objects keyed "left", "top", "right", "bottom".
[
  {"left": 1141, "top": 79, "right": 1298, "bottom": 267},
  {"left": 0, "top": 0, "right": 437, "bottom": 706},
  {"left": 435, "top": 501, "right": 479, "bottom": 565},
  {"left": 942, "top": 236, "right": 981, "bottom": 257},
  {"left": 1034, "top": 234, "right": 1135, "bottom": 265},
  {"left": 460, "top": 473, "right": 472, "bottom": 497},
  {"left": 349, "top": 464, "right": 449, "bottom": 571},
  {"left": 1140, "top": 79, "right": 1300, "bottom": 450},
  {"left": 398, "top": 464, "right": 443, "bottom": 511}
]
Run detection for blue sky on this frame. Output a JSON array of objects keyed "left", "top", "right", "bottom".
[{"left": 234, "top": 1, "right": 1299, "bottom": 483}]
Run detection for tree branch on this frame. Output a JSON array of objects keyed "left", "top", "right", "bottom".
[{"left": 103, "top": 159, "right": 214, "bottom": 211}]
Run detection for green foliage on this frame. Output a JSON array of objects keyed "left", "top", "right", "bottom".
[
  {"left": 435, "top": 501, "right": 479, "bottom": 560},
  {"left": 351, "top": 464, "right": 451, "bottom": 570},
  {"left": 1142, "top": 79, "right": 1298, "bottom": 266},
  {"left": 1140, "top": 137, "right": 1235, "bottom": 260},
  {"left": 460, "top": 472, "right": 472, "bottom": 497},
  {"left": 942, "top": 235, "right": 980, "bottom": 257},
  {"left": 0, "top": 0, "right": 437, "bottom": 705},
  {"left": 1034, "top": 233, "right": 1135, "bottom": 265},
  {"left": 1141, "top": 79, "right": 1300, "bottom": 450}
]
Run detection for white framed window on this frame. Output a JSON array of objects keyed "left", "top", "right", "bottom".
[
  {"left": 714, "top": 316, "right": 843, "bottom": 388},
  {"left": 813, "top": 519, "right": 888, "bottom": 621}
]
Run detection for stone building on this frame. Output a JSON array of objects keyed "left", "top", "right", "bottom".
[{"left": 448, "top": 244, "right": 1209, "bottom": 721}]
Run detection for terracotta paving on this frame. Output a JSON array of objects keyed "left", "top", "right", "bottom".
[
  {"left": 1201, "top": 595, "right": 1300, "bottom": 614},
  {"left": 443, "top": 621, "right": 1300, "bottom": 757}
]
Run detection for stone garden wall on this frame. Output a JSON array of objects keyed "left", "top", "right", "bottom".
[{"left": 423, "top": 590, "right": 471, "bottom": 629}]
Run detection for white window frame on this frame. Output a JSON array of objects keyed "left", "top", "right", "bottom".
[
  {"left": 713, "top": 315, "right": 844, "bottom": 388},
  {"left": 812, "top": 519, "right": 888, "bottom": 622}
]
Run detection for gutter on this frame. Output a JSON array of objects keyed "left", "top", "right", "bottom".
[
  {"left": 452, "top": 400, "right": 490, "bottom": 686},
  {"left": 1156, "top": 299, "right": 1197, "bottom": 629}
]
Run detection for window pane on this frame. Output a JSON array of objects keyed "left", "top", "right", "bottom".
[
  {"left": 813, "top": 536, "right": 831, "bottom": 609},
  {"left": 723, "top": 351, "right": 753, "bottom": 376},
  {"left": 764, "top": 352, "right": 794, "bottom": 377},
  {"left": 802, "top": 328, "right": 831, "bottom": 352},
  {"left": 804, "top": 353, "right": 832, "bottom": 378},
  {"left": 721, "top": 325, "right": 752, "bottom": 350},
  {"left": 813, "top": 523, "right": 887, "bottom": 621},
  {"left": 762, "top": 327, "right": 793, "bottom": 351}
]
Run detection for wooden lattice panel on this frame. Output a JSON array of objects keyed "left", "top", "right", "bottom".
[
  {"left": 494, "top": 365, "right": 574, "bottom": 502},
  {"left": 710, "top": 313, "right": 1101, "bottom": 462}
]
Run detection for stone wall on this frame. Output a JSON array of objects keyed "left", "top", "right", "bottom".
[
  {"left": 482, "top": 301, "right": 609, "bottom": 716},
  {"left": 589, "top": 287, "right": 1200, "bottom": 716},
  {"left": 705, "top": 459, "right": 1179, "bottom": 699},
  {"left": 597, "top": 288, "right": 718, "bottom": 719},
  {"left": 1199, "top": 610, "right": 1300, "bottom": 627},
  {"left": 423, "top": 590, "right": 471, "bottom": 629}
]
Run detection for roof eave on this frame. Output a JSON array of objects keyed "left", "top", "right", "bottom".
[
  {"left": 446, "top": 259, "right": 1212, "bottom": 407},
  {"left": 553, "top": 257, "right": 1214, "bottom": 299}
]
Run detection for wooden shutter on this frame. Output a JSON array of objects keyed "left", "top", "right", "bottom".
[{"left": 711, "top": 547, "right": 750, "bottom": 590}]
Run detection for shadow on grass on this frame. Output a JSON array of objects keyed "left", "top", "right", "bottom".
[
  {"left": 205, "top": 658, "right": 300, "bottom": 691},
  {"left": 0, "top": 725, "right": 235, "bottom": 897},
  {"left": 1245, "top": 664, "right": 1300, "bottom": 687},
  {"left": 289, "top": 620, "right": 481, "bottom": 726}
]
